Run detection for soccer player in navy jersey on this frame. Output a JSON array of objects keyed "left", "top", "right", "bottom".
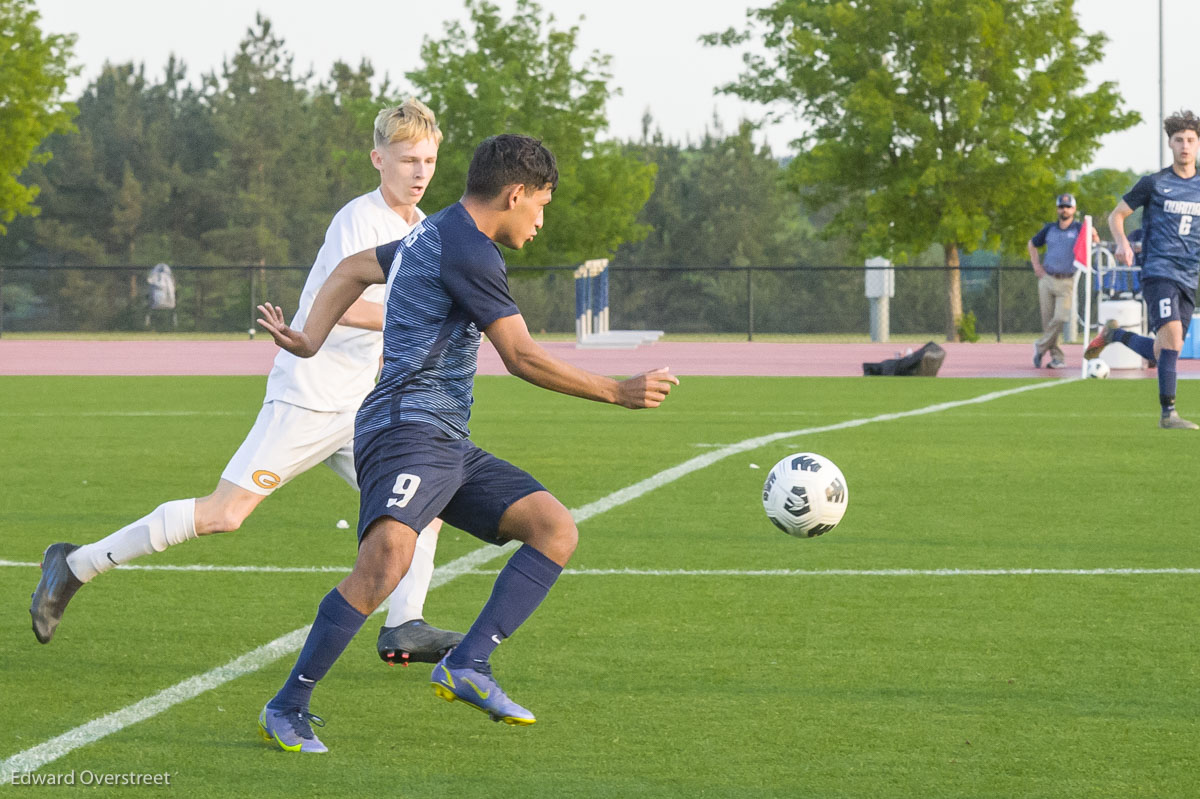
[
  {"left": 254, "top": 134, "right": 678, "bottom": 752},
  {"left": 1087, "top": 111, "right": 1200, "bottom": 429}
]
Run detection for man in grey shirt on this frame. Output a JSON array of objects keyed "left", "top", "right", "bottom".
[{"left": 1028, "top": 193, "right": 1097, "bottom": 368}]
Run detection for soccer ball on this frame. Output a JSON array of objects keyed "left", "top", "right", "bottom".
[
  {"left": 1086, "top": 359, "right": 1110, "bottom": 379},
  {"left": 762, "top": 452, "right": 849, "bottom": 538}
]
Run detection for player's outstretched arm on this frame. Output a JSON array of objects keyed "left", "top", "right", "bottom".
[
  {"left": 256, "top": 249, "right": 384, "bottom": 357},
  {"left": 1109, "top": 201, "right": 1135, "bottom": 266},
  {"left": 484, "top": 314, "right": 678, "bottom": 408}
]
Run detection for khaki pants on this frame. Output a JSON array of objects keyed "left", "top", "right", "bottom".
[{"left": 1035, "top": 273, "right": 1074, "bottom": 362}]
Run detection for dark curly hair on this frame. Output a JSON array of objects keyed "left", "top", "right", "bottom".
[
  {"left": 465, "top": 134, "right": 558, "bottom": 199},
  {"left": 1164, "top": 110, "right": 1200, "bottom": 139}
]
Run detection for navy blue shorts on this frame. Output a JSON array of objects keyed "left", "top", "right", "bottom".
[
  {"left": 354, "top": 422, "right": 546, "bottom": 545},
  {"left": 1142, "top": 278, "right": 1196, "bottom": 334}
]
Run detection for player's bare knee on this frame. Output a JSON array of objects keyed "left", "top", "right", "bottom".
[
  {"left": 353, "top": 521, "right": 415, "bottom": 602},
  {"left": 551, "top": 518, "right": 578, "bottom": 557},
  {"left": 526, "top": 508, "right": 577, "bottom": 563},
  {"left": 194, "top": 505, "right": 248, "bottom": 535}
]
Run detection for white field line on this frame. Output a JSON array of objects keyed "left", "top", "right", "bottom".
[
  {"left": 4, "top": 561, "right": 1198, "bottom": 578},
  {"left": 0, "top": 379, "right": 1067, "bottom": 783},
  {"left": 0, "top": 560, "right": 351, "bottom": 573},
  {"left": 568, "top": 379, "right": 1072, "bottom": 524},
  {"left": 472, "top": 567, "right": 1200, "bottom": 577},
  {"left": 0, "top": 543, "right": 513, "bottom": 785},
  {"left": 0, "top": 411, "right": 245, "bottom": 417}
]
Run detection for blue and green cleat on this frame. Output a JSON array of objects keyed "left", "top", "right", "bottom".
[
  {"left": 430, "top": 656, "right": 536, "bottom": 726},
  {"left": 258, "top": 705, "right": 328, "bottom": 753}
]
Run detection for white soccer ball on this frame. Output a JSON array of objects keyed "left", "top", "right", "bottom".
[
  {"left": 762, "top": 452, "right": 849, "bottom": 538},
  {"left": 1086, "top": 359, "right": 1110, "bottom": 379}
]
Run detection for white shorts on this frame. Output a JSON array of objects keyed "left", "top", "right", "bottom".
[{"left": 220, "top": 401, "right": 358, "bottom": 495}]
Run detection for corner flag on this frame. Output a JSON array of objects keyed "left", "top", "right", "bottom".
[
  {"left": 1073, "top": 216, "right": 1092, "bottom": 272},
  {"left": 1078, "top": 214, "right": 1095, "bottom": 379}
]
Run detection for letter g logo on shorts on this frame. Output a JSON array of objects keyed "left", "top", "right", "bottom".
[{"left": 252, "top": 470, "right": 282, "bottom": 490}]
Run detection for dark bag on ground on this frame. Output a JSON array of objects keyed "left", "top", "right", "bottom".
[{"left": 863, "top": 341, "right": 946, "bottom": 376}]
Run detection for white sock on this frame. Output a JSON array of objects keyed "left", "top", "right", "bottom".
[
  {"left": 66, "top": 498, "right": 198, "bottom": 583},
  {"left": 383, "top": 522, "right": 440, "bottom": 627}
]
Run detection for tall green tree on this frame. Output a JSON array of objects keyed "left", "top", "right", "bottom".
[
  {"left": 0, "top": 0, "right": 76, "bottom": 234},
  {"left": 611, "top": 118, "right": 864, "bottom": 334},
  {"left": 407, "top": 0, "right": 654, "bottom": 265},
  {"left": 200, "top": 15, "right": 327, "bottom": 266},
  {"left": 705, "top": 0, "right": 1138, "bottom": 339},
  {"left": 18, "top": 59, "right": 219, "bottom": 265}
]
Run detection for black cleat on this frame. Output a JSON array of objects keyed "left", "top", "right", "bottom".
[
  {"left": 377, "top": 619, "right": 464, "bottom": 667},
  {"left": 30, "top": 543, "right": 84, "bottom": 643}
]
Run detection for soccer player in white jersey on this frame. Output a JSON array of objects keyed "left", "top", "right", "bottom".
[{"left": 30, "top": 99, "right": 465, "bottom": 663}]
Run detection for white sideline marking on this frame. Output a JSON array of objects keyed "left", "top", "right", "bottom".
[
  {"left": 569, "top": 380, "right": 1071, "bottom": 524},
  {"left": 0, "top": 560, "right": 351, "bottom": 573},
  {"left": 0, "top": 543, "right": 513, "bottom": 785},
  {"left": 477, "top": 567, "right": 1200, "bottom": 577},
  {"left": 0, "top": 379, "right": 1066, "bottom": 782},
  {"left": 5, "top": 561, "right": 1198, "bottom": 578},
  {"left": 0, "top": 411, "right": 244, "bottom": 418}
]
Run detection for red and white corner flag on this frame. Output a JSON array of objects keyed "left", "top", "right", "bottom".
[{"left": 1073, "top": 215, "right": 1093, "bottom": 273}]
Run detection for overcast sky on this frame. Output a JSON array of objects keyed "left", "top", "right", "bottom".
[{"left": 36, "top": 0, "right": 1199, "bottom": 174}]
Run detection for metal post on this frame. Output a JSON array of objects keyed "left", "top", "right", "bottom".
[
  {"left": 746, "top": 266, "right": 754, "bottom": 341},
  {"left": 0, "top": 266, "right": 5, "bottom": 339},
  {"left": 864, "top": 257, "right": 893, "bottom": 342},
  {"left": 1159, "top": 0, "right": 1165, "bottom": 168},
  {"left": 995, "top": 268, "right": 1002, "bottom": 342},
  {"left": 248, "top": 268, "right": 256, "bottom": 339}
]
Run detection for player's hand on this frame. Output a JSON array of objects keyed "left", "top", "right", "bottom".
[
  {"left": 616, "top": 367, "right": 679, "bottom": 409},
  {"left": 256, "top": 303, "right": 317, "bottom": 358},
  {"left": 1115, "top": 241, "right": 1135, "bottom": 267}
]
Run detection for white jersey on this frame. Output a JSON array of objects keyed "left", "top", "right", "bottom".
[{"left": 264, "top": 189, "right": 423, "bottom": 412}]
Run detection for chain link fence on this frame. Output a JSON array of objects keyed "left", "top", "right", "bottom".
[{"left": 0, "top": 264, "right": 1052, "bottom": 339}]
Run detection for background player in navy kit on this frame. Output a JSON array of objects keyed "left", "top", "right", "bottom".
[
  {"left": 254, "top": 134, "right": 678, "bottom": 752},
  {"left": 1028, "top": 193, "right": 1098, "bottom": 369},
  {"left": 1087, "top": 110, "right": 1200, "bottom": 429}
]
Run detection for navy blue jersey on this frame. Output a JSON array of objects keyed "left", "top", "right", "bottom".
[
  {"left": 355, "top": 203, "right": 520, "bottom": 439},
  {"left": 1123, "top": 168, "right": 1200, "bottom": 287}
]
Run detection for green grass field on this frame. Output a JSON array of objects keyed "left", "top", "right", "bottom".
[{"left": 1, "top": 375, "right": 1197, "bottom": 797}]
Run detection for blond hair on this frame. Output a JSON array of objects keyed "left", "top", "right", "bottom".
[{"left": 373, "top": 98, "right": 442, "bottom": 150}]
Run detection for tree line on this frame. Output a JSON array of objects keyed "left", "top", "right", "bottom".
[{"left": 2, "top": 0, "right": 1141, "bottom": 338}]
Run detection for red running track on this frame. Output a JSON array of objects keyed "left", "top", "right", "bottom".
[{"left": 3, "top": 338, "right": 1196, "bottom": 378}]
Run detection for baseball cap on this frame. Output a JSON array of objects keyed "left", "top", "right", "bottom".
[{"left": 1056, "top": 193, "right": 1076, "bottom": 207}]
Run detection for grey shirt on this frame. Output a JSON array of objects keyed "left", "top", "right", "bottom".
[{"left": 1031, "top": 220, "right": 1082, "bottom": 276}]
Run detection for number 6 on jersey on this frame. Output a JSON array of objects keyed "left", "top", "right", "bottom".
[{"left": 386, "top": 473, "right": 422, "bottom": 508}]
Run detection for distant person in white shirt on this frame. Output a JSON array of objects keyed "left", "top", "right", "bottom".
[{"left": 31, "top": 99, "right": 464, "bottom": 665}]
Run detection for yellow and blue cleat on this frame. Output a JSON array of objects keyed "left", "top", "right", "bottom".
[
  {"left": 431, "top": 656, "right": 536, "bottom": 726},
  {"left": 258, "top": 704, "right": 328, "bottom": 753}
]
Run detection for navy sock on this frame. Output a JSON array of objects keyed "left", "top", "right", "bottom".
[
  {"left": 1158, "top": 349, "right": 1179, "bottom": 413},
  {"left": 445, "top": 544, "right": 563, "bottom": 670},
  {"left": 1112, "top": 329, "right": 1157, "bottom": 361},
  {"left": 268, "top": 588, "right": 366, "bottom": 711}
]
